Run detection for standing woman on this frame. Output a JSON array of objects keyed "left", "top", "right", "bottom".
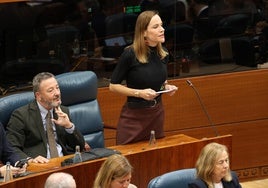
[{"left": 109, "top": 10, "right": 178, "bottom": 145}]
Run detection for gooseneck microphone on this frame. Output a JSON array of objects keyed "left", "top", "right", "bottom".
[{"left": 186, "top": 80, "right": 219, "bottom": 137}]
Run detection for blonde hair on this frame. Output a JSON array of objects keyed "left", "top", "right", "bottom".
[
  {"left": 93, "top": 154, "right": 133, "bottom": 188},
  {"left": 132, "top": 10, "right": 168, "bottom": 63},
  {"left": 196, "top": 142, "right": 232, "bottom": 188}
]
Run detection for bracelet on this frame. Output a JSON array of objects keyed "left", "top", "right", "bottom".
[
  {"left": 134, "top": 90, "right": 140, "bottom": 98},
  {"left": 160, "top": 81, "right": 168, "bottom": 90}
]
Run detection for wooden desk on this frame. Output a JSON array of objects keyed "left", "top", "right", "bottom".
[{"left": 0, "top": 134, "right": 232, "bottom": 188}]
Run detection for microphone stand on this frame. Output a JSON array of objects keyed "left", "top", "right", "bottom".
[{"left": 186, "top": 80, "right": 219, "bottom": 137}]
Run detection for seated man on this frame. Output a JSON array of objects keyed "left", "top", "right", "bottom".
[{"left": 6, "top": 72, "right": 85, "bottom": 163}]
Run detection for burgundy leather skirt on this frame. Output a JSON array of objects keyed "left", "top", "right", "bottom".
[{"left": 116, "top": 101, "right": 165, "bottom": 145}]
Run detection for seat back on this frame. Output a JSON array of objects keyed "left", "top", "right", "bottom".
[
  {"left": 0, "top": 71, "right": 104, "bottom": 148},
  {"left": 214, "top": 13, "right": 250, "bottom": 38},
  {"left": 165, "top": 23, "right": 194, "bottom": 51},
  {"left": 199, "top": 36, "right": 255, "bottom": 66},
  {"left": 105, "top": 13, "right": 137, "bottom": 37},
  {"left": 147, "top": 168, "right": 196, "bottom": 188},
  {"left": 56, "top": 71, "right": 104, "bottom": 148},
  {"left": 102, "top": 13, "right": 137, "bottom": 58},
  {"left": 0, "top": 92, "right": 34, "bottom": 127}
]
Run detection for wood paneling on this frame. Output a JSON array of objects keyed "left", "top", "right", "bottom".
[
  {"left": 0, "top": 134, "right": 232, "bottom": 188},
  {"left": 241, "top": 178, "right": 268, "bottom": 188},
  {"left": 98, "top": 69, "right": 268, "bottom": 181}
]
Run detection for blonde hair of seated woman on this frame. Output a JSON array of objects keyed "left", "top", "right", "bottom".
[{"left": 93, "top": 154, "right": 137, "bottom": 188}]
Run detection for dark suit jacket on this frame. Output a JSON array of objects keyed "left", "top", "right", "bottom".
[
  {"left": 6, "top": 101, "right": 85, "bottom": 159},
  {"left": 188, "top": 171, "right": 242, "bottom": 188},
  {"left": 0, "top": 123, "right": 20, "bottom": 166}
]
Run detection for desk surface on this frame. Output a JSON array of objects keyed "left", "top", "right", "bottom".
[
  {"left": 26, "top": 134, "right": 198, "bottom": 173},
  {"left": 111, "top": 134, "right": 199, "bottom": 154},
  {"left": 0, "top": 134, "right": 232, "bottom": 188}
]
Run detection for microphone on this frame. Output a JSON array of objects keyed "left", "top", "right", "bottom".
[{"left": 186, "top": 79, "right": 219, "bottom": 137}]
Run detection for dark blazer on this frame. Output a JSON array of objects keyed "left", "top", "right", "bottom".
[
  {"left": 0, "top": 122, "right": 20, "bottom": 166},
  {"left": 188, "top": 171, "right": 242, "bottom": 188},
  {"left": 6, "top": 100, "right": 85, "bottom": 159}
]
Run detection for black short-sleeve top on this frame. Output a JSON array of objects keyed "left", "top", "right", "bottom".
[{"left": 110, "top": 46, "right": 169, "bottom": 102}]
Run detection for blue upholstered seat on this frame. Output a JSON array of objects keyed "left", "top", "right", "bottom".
[
  {"left": 147, "top": 168, "right": 196, "bottom": 188},
  {"left": 0, "top": 92, "right": 34, "bottom": 126},
  {"left": 0, "top": 71, "right": 104, "bottom": 148},
  {"left": 56, "top": 71, "right": 104, "bottom": 148}
]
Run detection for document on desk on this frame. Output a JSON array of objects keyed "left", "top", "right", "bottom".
[{"left": 156, "top": 88, "right": 176, "bottom": 94}]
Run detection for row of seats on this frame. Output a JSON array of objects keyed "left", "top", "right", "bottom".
[
  {"left": 0, "top": 10, "right": 257, "bottom": 89},
  {"left": 165, "top": 13, "right": 256, "bottom": 67}
]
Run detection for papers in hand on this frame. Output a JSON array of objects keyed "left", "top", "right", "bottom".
[{"left": 156, "top": 88, "right": 176, "bottom": 94}]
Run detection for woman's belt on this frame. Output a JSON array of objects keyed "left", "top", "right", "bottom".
[{"left": 127, "top": 96, "right": 161, "bottom": 108}]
